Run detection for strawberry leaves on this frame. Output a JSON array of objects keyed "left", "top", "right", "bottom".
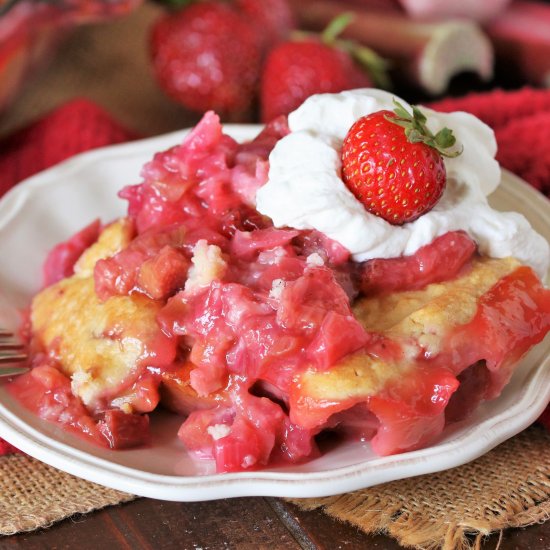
[{"left": 387, "top": 100, "right": 462, "bottom": 158}]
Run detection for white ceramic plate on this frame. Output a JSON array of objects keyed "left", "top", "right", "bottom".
[{"left": 0, "top": 126, "right": 549, "bottom": 501}]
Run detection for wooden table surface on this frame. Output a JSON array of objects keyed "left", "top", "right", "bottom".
[
  {"left": 1, "top": 4, "right": 549, "bottom": 549},
  {"left": 2, "top": 496, "right": 549, "bottom": 549}
]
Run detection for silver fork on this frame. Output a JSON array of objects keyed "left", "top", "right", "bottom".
[{"left": 0, "top": 329, "right": 29, "bottom": 378}]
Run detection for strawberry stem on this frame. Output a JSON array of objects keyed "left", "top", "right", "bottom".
[
  {"left": 345, "top": 42, "right": 391, "bottom": 89},
  {"left": 387, "top": 99, "right": 462, "bottom": 158},
  {"left": 321, "top": 12, "right": 354, "bottom": 44},
  {"left": 317, "top": 13, "right": 391, "bottom": 89}
]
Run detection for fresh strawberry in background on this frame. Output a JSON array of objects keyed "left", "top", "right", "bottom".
[
  {"left": 260, "top": 13, "right": 388, "bottom": 122},
  {"left": 341, "top": 101, "right": 460, "bottom": 225},
  {"left": 150, "top": 1, "right": 263, "bottom": 116}
]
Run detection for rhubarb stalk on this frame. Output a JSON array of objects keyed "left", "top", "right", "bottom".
[
  {"left": 288, "top": 0, "right": 494, "bottom": 95},
  {"left": 486, "top": 0, "right": 550, "bottom": 87},
  {"left": 397, "top": 0, "right": 513, "bottom": 22}
]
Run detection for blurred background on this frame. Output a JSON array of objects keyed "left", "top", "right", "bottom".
[{"left": 1, "top": 0, "right": 550, "bottom": 137}]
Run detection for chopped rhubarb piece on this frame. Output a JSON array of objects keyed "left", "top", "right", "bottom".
[
  {"left": 211, "top": 415, "right": 273, "bottom": 472},
  {"left": 160, "top": 362, "right": 227, "bottom": 415},
  {"left": 156, "top": 290, "right": 190, "bottom": 336},
  {"left": 8, "top": 365, "right": 105, "bottom": 445},
  {"left": 293, "top": 230, "right": 351, "bottom": 266},
  {"left": 361, "top": 231, "right": 476, "bottom": 294},
  {"left": 43, "top": 219, "right": 101, "bottom": 286},
  {"left": 188, "top": 361, "right": 228, "bottom": 396},
  {"left": 307, "top": 311, "right": 371, "bottom": 371},
  {"left": 110, "top": 374, "right": 161, "bottom": 414},
  {"left": 230, "top": 117, "right": 290, "bottom": 204},
  {"left": 368, "top": 367, "right": 460, "bottom": 455},
  {"left": 230, "top": 228, "right": 299, "bottom": 260},
  {"left": 136, "top": 246, "right": 190, "bottom": 300},
  {"left": 277, "top": 267, "right": 353, "bottom": 331},
  {"left": 122, "top": 112, "right": 241, "bottom": 234},
  {"left": 178, "top": 390, "right": 295, "bottom": 472},
  {"left": 219, "top": 205, "right": 271, "bottom": 238},
  {"left": 487, "top": 1, "right": 550, "bottom": 87},
  {"left": 94, "top": 226, "right": 187, "bottom": 300},
  {"left": 120, "top": 182, "right": 200, "bottom": 234},
  {"left": 98, "top": 410, "right": 151, "bottom": 449},
  {"left": 275, "top": 418, "right": 318, "bottom": 463},
  {"left": 176, "top": 406, "right": 235, "bottom": 459}
]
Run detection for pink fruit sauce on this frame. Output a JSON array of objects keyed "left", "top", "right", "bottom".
[{"left": 9, "top": 113, "right": 550, "bottom": 472}]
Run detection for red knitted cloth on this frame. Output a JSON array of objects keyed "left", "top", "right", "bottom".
[
  {"left": 0, "top": 89, "right": 549, "bottom": 455},
  {"left": 429, "top": 88, "right": 550, "bottom": 198},
  {"left": 0, "top": 99, "right": 137, "bottom": 195}
]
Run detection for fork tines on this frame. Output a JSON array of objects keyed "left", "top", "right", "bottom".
[
  {"left": 0, "top": 351, "right": 27, "bottom": 364},
  {"left": 0, "top": 335, "right": 24, "bottom": 349},
  {"left": 0, "top": 329, "right": 27, "bottom": 367}
]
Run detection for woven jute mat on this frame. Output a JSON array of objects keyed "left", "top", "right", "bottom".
[
  {"left": 0, "top": 454, "right": 135, "bottom": 536},
  {"left": 1, "top": 425, "right": 548, "bottom": 549},
  {"left": 291, "top": 425, "right": 550, "bottom": 550}
]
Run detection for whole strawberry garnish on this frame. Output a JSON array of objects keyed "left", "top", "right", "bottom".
[
  {"left": 236, "top": 0, "right": 294, "bottom": 52},
  {"left": 341, "top": 100, "right": 461, "bottom": 224},
  {"left": 260, "top": 14, "right": 387, "bottom": 122},
  {"left": 150, "top": 2, "right": 262, "bottom": 115}
]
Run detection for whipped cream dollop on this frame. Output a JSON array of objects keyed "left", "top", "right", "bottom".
[{"left": 255, "top": 89, "right": 549, "bottom": 278}]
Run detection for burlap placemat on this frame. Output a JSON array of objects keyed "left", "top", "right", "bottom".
[
  {"left": 0, "top": 454, "right": 135, "bottom": 536},
  {"left": 291, "top": 425, "right": 550, "bottom": 550},
  {"left": 1, "top": 425, "right": 548, "bottom": 548}
]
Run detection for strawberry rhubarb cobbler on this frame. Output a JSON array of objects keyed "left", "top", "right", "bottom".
[{"left": 9, "top": 89, "right": 550, "bottom": 473}]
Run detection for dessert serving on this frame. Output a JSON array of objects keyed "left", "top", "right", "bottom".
[{"left": 8, "top": 89, "right": 550, "bottom": 474}]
